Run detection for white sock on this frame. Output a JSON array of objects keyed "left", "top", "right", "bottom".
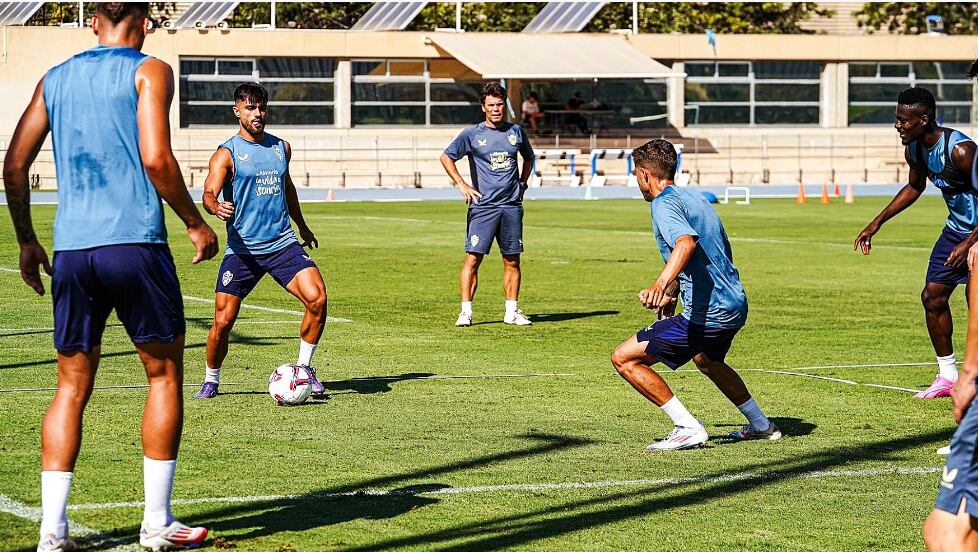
[
  {"left": 938, "top": 354, "right": 958, "bottom": 382},
  {"left": 39, "top": 471, "right": 72, "bottom": 539},
  {"left": 204, "top": 366, "right": 220, "bottom": 384},
  {"left": 505, "top": 300, "right": 518, "bottom": 315},
  {"left": 736, "top": 397, "right": 771, "bottom": 432},
  {"left": 142, "top": 457, "right": 175, "bottom": 530},
  {"left": 460, "top": 301, "right": 473, "bottom": 316},
  {"left": 297, "top": 339, "right": 318, "bottom": 367},
  {"left": 660, "top": 396, "right": 701, "bottom": 429}
]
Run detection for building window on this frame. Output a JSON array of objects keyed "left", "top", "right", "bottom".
[
  {"left": 179, "top": 57, "right": 335, "bottom": 127},
  {"left": 520, "top": 80, "right": 668, "bottom": 131},
  {"left": 848, "top": 62, "right": 975, "bottom": 125},
  {"left": 352, "top": 59, "right": 483, "bottom": 126},
  {"left": 684, "top": 61, "right": 821, "bottom": 126}
]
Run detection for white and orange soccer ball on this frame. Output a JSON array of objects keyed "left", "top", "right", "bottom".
[{"left": 268, "top": 364, "right": 313, "bottom": 406}]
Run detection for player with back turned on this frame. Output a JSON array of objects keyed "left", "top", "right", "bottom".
[{"left": 2, "top": 3, "right": 216, "bottom": 550}]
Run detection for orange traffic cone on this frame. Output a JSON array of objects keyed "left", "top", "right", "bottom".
[
  {"left": 844, "top": 183, "right": 855, "bottom": 204},
  {"left": 796, "top": 182, "right": 807, "bottom": 204},
  {"left": 820, "top": 182, "right": 831, "bottom": 204},
  {"left": 326, "top": 189, "right": 335, "bottom": 202},
  {"left": 833, "top": 182, "right": 840, "bottom": 196}
]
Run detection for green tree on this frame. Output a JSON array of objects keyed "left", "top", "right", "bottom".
[
  {"left": 227, "top": 2, "right": 372, "bottom": 29},
  {"left": 407, "top": 3, "right": 541, "bottom": 32},
  {"left": 856, "top": 3, "right": 978, "bottom": 35},
  {"left": 27, "top": 3, "right": 176, "bottom": 27},
  {"left": 586, "top": 2, "right": 830, "bottom": 34}
]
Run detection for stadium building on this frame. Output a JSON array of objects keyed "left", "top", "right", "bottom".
[{"left": 1, "top": 1, "right": 977, "bottom": 189}]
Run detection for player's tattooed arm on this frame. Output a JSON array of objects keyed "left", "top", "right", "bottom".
[
  {"left": 639, "top": 235, "right": 695, "bottom": 311},
  {"left": 282, "top": 141, "right": 317, "bottom": 249},
  {"left": 3, "top": 78, "right": 52, "bottom": 294},
  {"left": 954, "top": 276, "right": 978, "bottom": 423},
  {"left": 202, "top": 148, "right": 235, "bottom": 220}
]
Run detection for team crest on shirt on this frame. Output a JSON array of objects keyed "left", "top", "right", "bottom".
[
  {"left": 222, "top": 270, "right": 233, "bottom": 287},
  {"left": 476, "top": 136, "right": 488, "bottom": 147},
  {"left": 273, "top": 145, "right": 285, "bottom": 161},
  {"left": 236, "top": 154, "right": 250, "bottom": 162},
  {"left": 508, "top": 133, "right": 518, "bottom": 146},
  {"left": 470, "top": 235, "right": 480, "bottom": 247}
]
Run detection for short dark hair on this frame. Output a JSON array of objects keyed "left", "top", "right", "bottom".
[
  {"left": 96, "top": 3, "right": 149, "bottom": 24},
  {"left": 969, "top": 57, "right": 978, "bottom": 80},
  {"left": 481, "top": 82, "right": 506, "bottom": 104},
  {"left": 234, "top": 82, "right": 268, "bottom": 105},
  {"left": 897, "top": 86, "right": 936, "bottom": 116},
  {"left": 632, "top": 139, "right": 677, "bottom": 180}
]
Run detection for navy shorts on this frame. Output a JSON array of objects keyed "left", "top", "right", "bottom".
[
  {"left": 927, "top": 227, "right": 971, "bottom": 285},
  {"left": 52, "top": 244, "right": 184, "bottom": 353},
  {"left": 935, "top": 387, "right": 978, "bottom": 517},
  {"left": 636, "top": 316, "right": 741, "bottom": 370},
  {"left": 216, "top": 242, "right": 316, "bottom": 298},
  {"left": 465, "top": 206, "right": 524, "bottom": 256}
]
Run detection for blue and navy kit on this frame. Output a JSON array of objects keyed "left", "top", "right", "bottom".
[
  {"left": 218, "top": 133, "right": 297, "bottom": 256},
  {"left": 43, "top": 45, "right": 182, "bottom": 351},
  {"left": 444, "top": 122, "right": 535, "bottom": 208},
  {"left": 908, "top": 128, "right": 976, "bottom": 234},
  {"left": 651, "top": 186, "right": 748, "bottom": 330}
]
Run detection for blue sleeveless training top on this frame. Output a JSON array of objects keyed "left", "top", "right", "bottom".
[
  {"left": 908, "top": 128, "right": 977, "bottom": 234},
  {"left": 218, "top": 133, "right": 296, "bottom": 255},
  {"left": 43, "top": 45, "right": 166, "bottom": 251}
]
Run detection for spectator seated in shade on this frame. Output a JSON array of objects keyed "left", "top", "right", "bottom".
[
  {"left": 566, "top": 91, "right": 591, "bottom": 135},
  {"left": 521, "top": 92, "right": 546, "bottom": 132}
]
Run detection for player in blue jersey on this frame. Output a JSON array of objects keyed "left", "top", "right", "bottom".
[
  {"left": 192, "top": 82, "right": 328, "bottom": 400},
  {"left": 610, "top": 139, "right": 780, "bottom": 451},
  {"left": 923, "top": 58, "right": 978, "bottom": 552},
  {"left": 440, "top": 82, "right": 536, "bottom": 327},
  {"left": 2, "top": 4, "right": 216, "bottom": 550},
  {"left": 855, "top": 87, "right": 977, "bottom": 399}
]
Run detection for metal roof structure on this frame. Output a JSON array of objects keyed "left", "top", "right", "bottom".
[
  {"left": 0, "top": 2, "right": 44, "bottom": 26},
  {"left": 170, "top": 1, "right": 239, "bottom": 29},
  {"left": 523, "top": 2, "right": 606, "bottom": 33},
  {"left": 351, "top": 1, "right": 427, "bottom": 31}
]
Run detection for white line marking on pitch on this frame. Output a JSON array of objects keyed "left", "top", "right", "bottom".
[
  {"left": 790, "top": 362, "right": 936, "bottom": 371},
  {"left": 0, "top": 374, "right": 576, "bottom": 393},
  {"left": 0, "top": 268, "right": 351, "bottom": 323},
  {"left": 662, "top": 362, "right": 928, "bottom": 394},
  {"left": 0, "top": 494, "right": 140, "bottom": 551},
  {"left": 64, "top": 466, "right": 939, "bottom": 511}
]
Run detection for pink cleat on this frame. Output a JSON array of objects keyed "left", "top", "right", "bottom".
[{"left": 915, "top": 375, "right": 953, "bottom": 399}]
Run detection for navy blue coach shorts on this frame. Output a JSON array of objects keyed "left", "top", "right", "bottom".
[
  {"left": 636, "top": 316, "right": 741, "bottom": 370},
  {"left": 52, "top": 244, "right": 185, "bottom": 352},
  {"left": 216, "top": 242, "right": 316, "bottom": 298},
  {"left": 465, "top": 205, "right": 523, "bottom": 256},
  {"left": 927, "top": 227, "right": 971, "bottom": 285},
  {"left": 935, "top": 387, "right": 978, "bottom": 517}
]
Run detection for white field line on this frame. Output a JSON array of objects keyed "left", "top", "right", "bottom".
[
  {"left": 790, "top": 362, "right": 936, "bottom": 371},
  {"left": 0, "top": 374, "right": 576, "bottom": 394},
  {"left": 662, "top": 363, "right": 927, "bottom": 394},
  {"left": 64, "top": 466, "right": 940, "bottom": 511},
  {"left": 0, "top": 494, "right": 140, "bottom": 551},
  {"left": 0, "top": 268, "right": 351, "bottom": 323},
  {"left": 312, "top": 216, "right": 929, "bottom": 251}
]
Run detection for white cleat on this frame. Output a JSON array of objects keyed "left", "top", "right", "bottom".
[
  {"left": 139, "top": 521, "right": 208, "bottom": 551},
  {"left": 37, "top": 535, "right": 79, "bottom": 552},
  {"left": 645, "top": 424, "right": 709, "bottom": 451},
  {"left": 503, "top": 309, "right": 533, "bottom": 326},
  {"left": 938, "top": 445, "right": 951, "bottom": 455},
  {"left": 455, "top": 312, "right": 472, "bottom": 327}
]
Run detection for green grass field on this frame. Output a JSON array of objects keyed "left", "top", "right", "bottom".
[{"left": 0, "top": 196, "right": 967, "bottom": 551}]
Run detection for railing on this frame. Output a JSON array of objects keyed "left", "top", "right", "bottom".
[{"left": 3, "top": 129, "right": 972, "bottom": 190}]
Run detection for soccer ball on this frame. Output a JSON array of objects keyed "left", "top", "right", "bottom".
[{"left": 268, "top": 364, "right": 313, "bottom": 406}]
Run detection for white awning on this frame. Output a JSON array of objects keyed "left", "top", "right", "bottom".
[{"left": 427, "top": 34, "right": 679, "bottom": 80}]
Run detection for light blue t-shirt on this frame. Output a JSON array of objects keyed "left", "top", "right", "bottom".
[
  {"left": 44, "top": 45, "right": 167, "bottom": 251},
  {"left": 444, "top": 122, "right": 535, "bottom": 209},
  {"left": 218, "top": 133, "right": 297, "bottom": 256},
  {"left": 651, "top": 186, "right": 748, "bottom": 330},
  {"left": 908, "top": 128, "right": 977, "bottom": 234}
]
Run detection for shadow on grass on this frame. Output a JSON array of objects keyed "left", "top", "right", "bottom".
[
  {"left": 471, "top": 310, "right": 619, "bottom": 326},
  {"left": 325, "top": 373, "right": 437, "bottom": 395},
  {"left": 714, "top": 417, "right": 817, "bottom": 438},
  {"left": 51, "top": 433, "right": 592, "bottom": 550}
]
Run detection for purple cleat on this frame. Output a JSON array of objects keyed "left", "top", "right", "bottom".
[
  {"left": 193, "top": 381, "right": 219, "bottom": 399},
  {"left": 915, "top": 375, "right": 953, "bottom": 399},
  {"left": 302, "top": 365, "right": 326, "bottom": 395}
]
